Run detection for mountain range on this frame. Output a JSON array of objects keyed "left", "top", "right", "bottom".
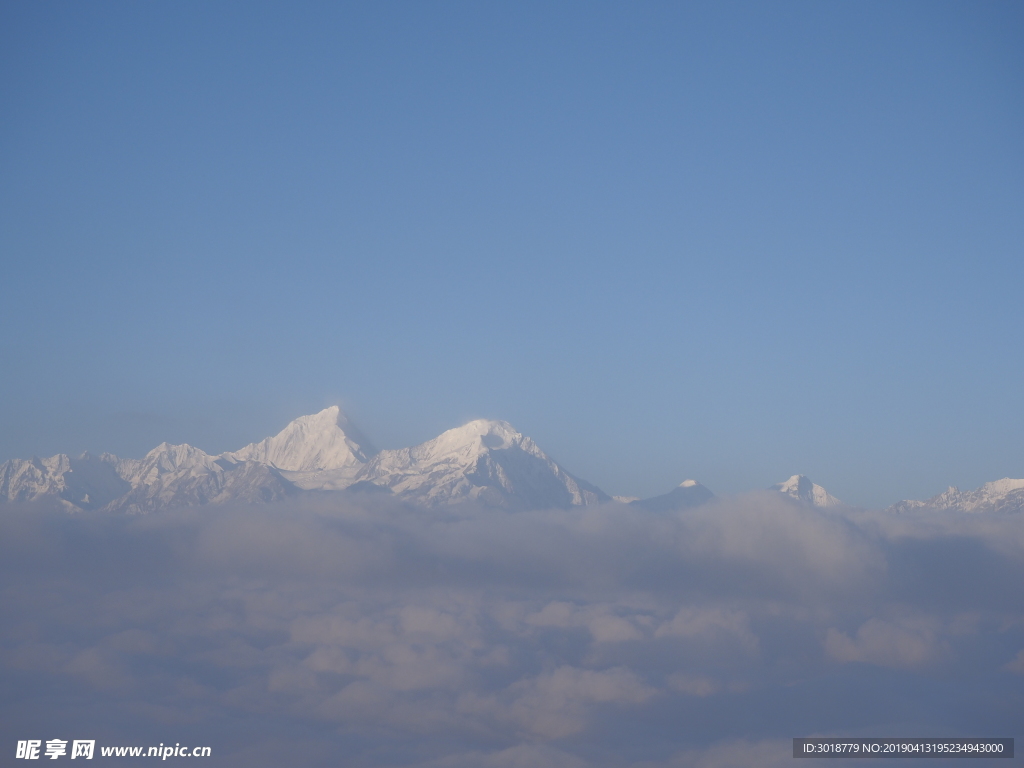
[
  {"left": 0, "top": 407, "right": 606, "bottom": 513},
  {"left": 884, "top": 478, "right": 1024, "bottom": 515},
  {"left": 0, "top": 407, "right": 1020, "bottom": 515}
]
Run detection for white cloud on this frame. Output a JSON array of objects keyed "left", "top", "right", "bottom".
[
  {"left": 824, "top": 617, "right": 946, "bottom": 668},
  {"left": 0, "top": 498, "right": 1021, "bottom": 766},
  {"left": 463, "top": 665, "right": 657, "bottom": 739},
  {"left": 525, "top": 601, "right": 644, "bottom": 643},
  {"left": 655, "top": 607, "right": 758, "bottom": 653},
  {"left": 667, "top": 673, "right": 718, "bottom": 697}
]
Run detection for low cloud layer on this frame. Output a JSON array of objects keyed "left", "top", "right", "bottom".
[{"left": 2, "top": 494, "right": 1022, "bottom": 766}]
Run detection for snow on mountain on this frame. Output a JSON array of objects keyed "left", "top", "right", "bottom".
[
  {"left": 0, "top": 440, "right": 296, "bottom": 514},
  {"left": 2, "top": 408, "right": 1019, "bottom": 516},
  {"left": 116, "top": 442, "right": 221, "bottom": 486},
  {"left": 887, "top": 478, "right": 1024, "bottom": 514},
  {"left": 770, "top": 475, "right": 843, "bottom": 508},
  {"left": 631, "top": 479, "right": 715, "bottom": 512},
  {"left": 0, "top": 409, "right": 608, "bottom": 513},
  {"left": 222, "top": 406, "right": 376, "bottom": 473},
  {"left": 0, "top": 452, "right": 130, "bottom": 511},
  {"left": 354, "top": 419, "right": 609, "bottom": 509},
  {"left": 110, "top": 442, "right": 294, "bottom": 514}
]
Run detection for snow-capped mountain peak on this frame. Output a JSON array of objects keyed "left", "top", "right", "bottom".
[
  {"left": 111, "top": 442, "right": 216, "bottom": 487},
  {"left": 407, "top": 419, "right": 538, "bottom": 462},
  {"left": 770, "top": 474, "right": 843, "bottom": 508},
  {"left": 357, "top": 418, "right": 608, "bottom": 509},
  {"left": 222, "top": 406, "right": 376, "bottom": 472}
]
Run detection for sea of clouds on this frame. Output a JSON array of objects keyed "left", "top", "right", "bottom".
[{"left": 1, "top": 493, "right": 1021, "bottom": 767}]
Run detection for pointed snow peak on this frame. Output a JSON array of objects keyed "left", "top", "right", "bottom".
[
  {"left": 679, "top": 479, "right": 699, "bottom": 488},
  {"left": 278, "top": 405, "right": 356, "bottom": 436},
  {"left": 357, "top": 418, "right": 608, "bottom": 509},
  {"left": 297, "top": 405, "right": 343, "bottom": 431},
  {"left": 774, "top": 474, "right": 809, "bottom": 493},
  {"left": 771, "top": 474, "right": 843, "bottom": 508},
  {"left": 223, "top": 406, "right": 376, "bottom": 472}
]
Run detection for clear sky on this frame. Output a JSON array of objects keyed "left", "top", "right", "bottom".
[{"left": 1, "top": 1, "right": 1021, "bottom": 508}]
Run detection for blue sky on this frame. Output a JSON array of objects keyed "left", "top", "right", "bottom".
[{"left": 1, "top": 1, "right": 1022, "bottom": 508}]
